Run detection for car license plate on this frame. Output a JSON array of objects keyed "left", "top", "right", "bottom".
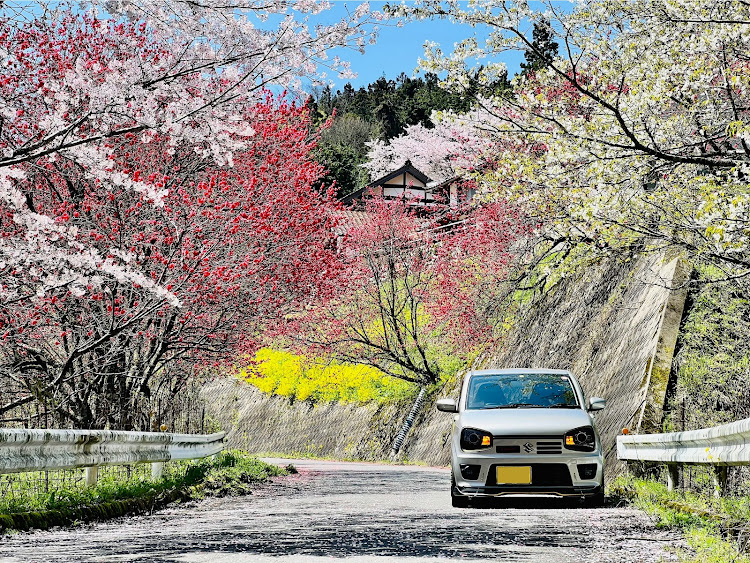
[{"left": 496, "top": 466, "right": 532, "bottom": 484}]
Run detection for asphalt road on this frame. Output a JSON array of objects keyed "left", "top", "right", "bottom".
[{"left": 0, "top": 459, "right": 683, "bottom": 562}]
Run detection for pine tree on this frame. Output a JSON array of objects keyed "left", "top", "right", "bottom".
[
  {"left": 520, "top": 18, "right": 559, "bottom": 76},
  {"left": 308, "top": 73, "right": 476, "bottom": 196}
]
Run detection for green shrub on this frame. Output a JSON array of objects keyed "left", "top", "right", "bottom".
[{"left": 670, "top": 265, "right": 750, "bottom": 431}]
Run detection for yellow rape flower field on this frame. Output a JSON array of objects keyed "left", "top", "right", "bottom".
[{"left": 240, "top": 349, "right": 417, "bottom": 405}]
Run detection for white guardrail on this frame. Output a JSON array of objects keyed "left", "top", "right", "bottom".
[
  {"left": 617, "top": 417, "right": 750, "bottom": 495},
  {"left": 0, "top": 428, "right": 226, "bottom": 485}
]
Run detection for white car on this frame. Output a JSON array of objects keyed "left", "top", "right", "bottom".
[{"left": 437, "top": 368, "right": 606, "bottom": 508}]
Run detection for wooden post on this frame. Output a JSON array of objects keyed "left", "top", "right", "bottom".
[
  {"left": 712, "top": 466, "right": 728, "bottom": 498},
  {"left": 85, "top": 465, "right": 99, "bottom": 487},
  {"left": 666, "top": 464, "right": 680, "bottom": 492}
]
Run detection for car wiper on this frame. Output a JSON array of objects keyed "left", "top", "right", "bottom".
[
  {"left": 483, "top": 403, "right": 578, "bottom": 409},
  {"left": 487, "top": 403, "right": 540, "bottom": 409}
]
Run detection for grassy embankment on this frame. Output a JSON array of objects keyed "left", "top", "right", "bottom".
[
  {"left": 0, "top": 450, "right": 289, "bottom": 533},
  {"left": 611, "top": 476, "right": 750, "bottom": 562},
  {"left": 666, "top": 265, "right": 750, "bottom": 437}
]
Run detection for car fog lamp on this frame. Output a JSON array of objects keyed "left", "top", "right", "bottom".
[
  {"left": 460, "top": 464, "right": 481, "bottom": 480},
  {"left": 577, "top": 463, "right": 598, "bottom": 480}
]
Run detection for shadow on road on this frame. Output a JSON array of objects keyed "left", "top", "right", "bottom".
[
  {"left": 464, "top": 496, "right": 608, "bottom": 510},
  {"left": 0, "top": 463, "right": 675, "bottom": 563}
]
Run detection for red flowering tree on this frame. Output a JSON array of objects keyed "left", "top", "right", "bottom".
[
  {"left": 0, "top": 0, "right": 379, "bottom": 428},
  {"left": 0, "top": 2, "right": 379, "bottom": 305},
  {"left": 285, "top": 196, "right": 532, "bottom": 386},
  {"left": 0, "top": 97, "right": 341, "bottom": 429}
]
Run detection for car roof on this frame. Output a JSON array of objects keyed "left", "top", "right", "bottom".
[{"left": 468, "top": 368, "right": 573, "bottom": 377}]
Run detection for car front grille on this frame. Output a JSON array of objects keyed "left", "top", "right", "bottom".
[
  {"left": 535, "top": 441, "right": 562, "bottom": 454},
  {"left": 494, "top": 438, "right": 563, "bottom": 455}
]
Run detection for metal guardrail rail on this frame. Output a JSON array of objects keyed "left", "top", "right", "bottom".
[
  {"left": 617, "top": 417, "right": 750, "bottom": 495},
  {"left": 0, "top": 428, "right": 226, "bottom": 484}
]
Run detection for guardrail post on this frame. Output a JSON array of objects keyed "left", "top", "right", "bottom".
[
  {"left": 151, "top": 461, "right": 164, "bottom": 480},
  {"left": 666, "top": 463, "right": 680, "bottom": 492},
  {"left": 85, "top": 465, "right": 99, "bottom": 487},
  {"left": 712, "top": 466, "right": 728, "bottom": 498}
]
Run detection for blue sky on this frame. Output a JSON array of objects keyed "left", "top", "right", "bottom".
[{"left": 311, "top": 1, "right": 528, "bottom": 93}]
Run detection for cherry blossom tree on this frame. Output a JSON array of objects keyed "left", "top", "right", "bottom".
[
  {"left": 0, "top": 0, "right": 383, "bottom": 427},
  {"left": 284, "top": 196, "right": 531, "bottom": 386},
  {"left": 390, "top": 1, "right": 750, "bottom": 285},
  {"left": 364, "top": 109, "right": 491, "bottom": 183},
  {"left": 0, "top": 1, "right": 381, "bottom": 305},
  {"left": 0, "top": 97, "right": 341, "bottom": 429}
]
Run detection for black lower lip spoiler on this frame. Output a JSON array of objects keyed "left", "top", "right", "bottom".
[{"left": 457, "top": 485, "right": 600, "bottom": 497}]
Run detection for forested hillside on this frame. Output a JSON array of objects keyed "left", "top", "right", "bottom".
[
  {"left": 306, "top": 73, "right": 478, "bottom": 196},
  {"left": 308, "top": 19, "right": 559, "bottom": 197}
]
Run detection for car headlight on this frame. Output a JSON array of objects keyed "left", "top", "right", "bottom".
[
  {"left": 460, "top": 428, "right": 493, "bottom": 450},
  {"left": 564, "top": 426, "right": 596, "bottom": 452}
]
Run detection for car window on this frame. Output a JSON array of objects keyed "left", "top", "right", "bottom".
[{"left": 466, "top": 373, "right": 579, "bottom": 409}]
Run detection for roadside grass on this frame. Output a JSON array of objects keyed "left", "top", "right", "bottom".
[
  {"left": 241, "top": 348, "right": 418, "bottom": 404},
  {"left": 0, "top": 450, "right": 287, "bottom": 531},
  {"left": 610, "top": 475, "right": 750, "bottom": 562}
]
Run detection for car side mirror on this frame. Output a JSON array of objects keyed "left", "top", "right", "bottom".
[
  {"left": 588, "top": 397, "right": 606, "bottom": 411},
  {"left": 436, "top": 398, "right": 458, "bottom": 413}
]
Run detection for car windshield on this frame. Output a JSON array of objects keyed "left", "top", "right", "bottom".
[{"left": 465, "top": 373, "right": 579, "bottom": 410}]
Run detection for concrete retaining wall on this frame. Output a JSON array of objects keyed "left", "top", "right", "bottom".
[
  {"left": 402, "top": 253, "right": 690, "bottom": 476},
  {"left": 204, "top": 252, "right": 690, "bottom": 476},
  {"left": 201, "top": 380, "right": 407, "bottom": 461}
]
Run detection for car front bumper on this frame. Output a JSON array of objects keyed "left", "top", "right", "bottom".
[{"left": 452, "top": 445, "right": 604, "bottom": 498}]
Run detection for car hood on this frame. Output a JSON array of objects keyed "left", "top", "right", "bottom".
[{"left": 459, "top": 407, "right": 593, "bottom": 436}]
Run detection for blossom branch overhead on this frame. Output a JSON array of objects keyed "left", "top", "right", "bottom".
[
  {"left": 0, "top": 0, "right": 382, "bottom": 304},
  {"left": 386, "top": 0, "right": 750, "bottom": 279}
]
